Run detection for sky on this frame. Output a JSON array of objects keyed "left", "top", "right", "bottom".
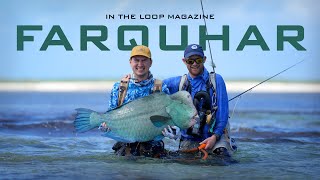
[{"left": 1, "top": 0, "right": 319, "bottom": 82}]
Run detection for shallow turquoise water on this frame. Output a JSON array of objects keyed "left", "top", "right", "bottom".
[{"left": 0, "top": 92, "right": 319, "bottom": 179}]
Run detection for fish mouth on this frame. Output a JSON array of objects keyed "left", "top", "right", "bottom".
[
  {"left": 193, "top": 112, "right": 198, "bottom": 118},
  {"left": 189, "top": 113, "right": 199, "bottom": 127},
  {"left": 189, "top": 118, "right": 197, "bottom": 127}
]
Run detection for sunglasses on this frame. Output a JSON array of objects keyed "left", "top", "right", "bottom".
[{"left": 185, "top": 58, "right": 204, "bottom": 65}]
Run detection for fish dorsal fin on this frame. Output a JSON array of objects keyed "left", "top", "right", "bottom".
[{"left": 150, "top": 115, "right": 171, "bottom": 127}]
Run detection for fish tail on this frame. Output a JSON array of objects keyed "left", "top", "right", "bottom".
[{"left": 74, "top": 108, "right": 103, "bottom": 133}]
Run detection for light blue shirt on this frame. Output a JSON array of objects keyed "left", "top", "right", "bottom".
[{"left": 108, "top": 73, "right": 170, "bottom": 110}]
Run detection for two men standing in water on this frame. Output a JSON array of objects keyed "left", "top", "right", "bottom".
[{"left": 104, "top": 44, "right": 236, "bottom": 158}]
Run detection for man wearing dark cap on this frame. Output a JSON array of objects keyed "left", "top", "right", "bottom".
[{"left": 163, "top": 44, "right": 237, "bottom": 157}]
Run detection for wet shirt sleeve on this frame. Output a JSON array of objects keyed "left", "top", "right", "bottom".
[
  {"left": 161, "top": 82, "right": 170, "bottom": 94},
  {"left": 163, "top": 76, "right": 181, "bottom": 95},
  {"left": 213, "top": 74, "right": 229, "bottom": 136},
  {"left": 108, "top": 82, "right": 120, "bottom": 110}
]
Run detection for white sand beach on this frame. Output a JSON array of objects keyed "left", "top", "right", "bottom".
[
  {"left": 0, "top": 81, "right": 319, "bottom": 93},
  {"left": 226, "top": 81, "right": 320, "bottom": 93}
]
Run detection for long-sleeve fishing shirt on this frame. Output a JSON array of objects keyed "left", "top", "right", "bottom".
[
  {"left": 108, "top": 72, "right": 170, "bottom": 110},
  {"left": 163, "top": 68, "right": 229, "bottom": 141}
]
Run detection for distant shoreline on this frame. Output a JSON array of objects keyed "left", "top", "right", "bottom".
[{"left": 0, "top": 81, "right": 319, "bottom": 93}]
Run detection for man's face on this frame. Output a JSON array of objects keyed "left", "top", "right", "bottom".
[
  {"left": 183, "top": 55, "right": 206, "bottom": 77},
  {"left": 130, "top": 55, "right": 152, "bottom": 78}
]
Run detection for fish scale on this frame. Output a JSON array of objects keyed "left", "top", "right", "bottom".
[{"left": 74, "top": 91, "right": 197, "bottom": 142}]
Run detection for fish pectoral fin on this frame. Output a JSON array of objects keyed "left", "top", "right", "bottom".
[{"left": 150, "top": 115, "right": 171, "bottom": 127}]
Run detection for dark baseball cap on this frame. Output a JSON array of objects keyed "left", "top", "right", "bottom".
[{"left": 184, "top": 44, "right": 204, "bottom": 58}]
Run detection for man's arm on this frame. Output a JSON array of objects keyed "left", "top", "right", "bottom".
[
  {"left": 100, "top": 82, "right": 120, "bottom": 132},
  {"left": 212, "top": 73, "right": 229, "bottom": 136},
  {"left": 163, "top": 76, "right": 182, "bottom": 95},
  {"left": 161, "top": 82, "right": 170, "bottom": 95},
  {"left": 108, "top": 82, "right": 120, "bottom": 110},
  {"left": 200, "top": 74, "right": 229, "bottom": 149}
]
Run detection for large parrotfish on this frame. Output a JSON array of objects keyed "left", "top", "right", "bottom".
[{"left": 74, "top": 91, "right": 197, "bottom": 142}]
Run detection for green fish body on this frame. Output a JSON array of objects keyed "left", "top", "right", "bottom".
[{"left": 74, "top": 91, "right": 197, "bottom": 143}]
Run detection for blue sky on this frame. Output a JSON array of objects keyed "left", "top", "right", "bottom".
[{"left": 1, "top": 0, "right": 319, "bottom": 81}]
